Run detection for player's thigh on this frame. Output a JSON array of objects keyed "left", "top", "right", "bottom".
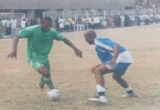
[
  {"left": 92, "top": 63, "right": 103, "bottom": 72},
  {"left": 94, "top": 64, "right": 111, "bottom": 74},
  {"left": 44, "top": 61, "right": 50, "bottom": 71},
  {"left": 111, "top": 63, "right": 131, "bottom": 76},
  {"left": 28, "top": 61, "right": 50, "bottom": 72},
  {"left": 37, "top": 66, "right": 50, "bottom": 75}
]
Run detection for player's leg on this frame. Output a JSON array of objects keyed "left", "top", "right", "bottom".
[
  {"left": 112, "top": 63, "right": 137, "bottom": 97},
  {"left": 28, "top": 61, "right": 54, "bottom": 93},
  {"left": 89, "top": 64, "right": 111, "bottom": 103},
  {"left": 112, "top": 73, "right": 137, "bottom": 97},
  {"left": 93, "top": 64, "right": 111, "bottom": 87},
  {"left": 37, "top": 67, "right": 54, "bottom": 90},
  {"left": 37, "top": 61, "right": 54, "bottom": 90}
]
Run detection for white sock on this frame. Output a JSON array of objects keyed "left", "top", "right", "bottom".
[
  {"left": 43, "top": 77, "right": 51, "bottom": 81},
  {"left": 96, "top": 84, "right": 106, "bottom": 98},
  {"left": 124, "top": 86, "right": 132, "bottom": 92}
]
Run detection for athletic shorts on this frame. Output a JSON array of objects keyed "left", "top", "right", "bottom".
[
  {"left": 27, "top": 60, "right": 50, "bottom": 71},
  {"left": 105, "top": 62, "right": 131, "bottom": 75}
]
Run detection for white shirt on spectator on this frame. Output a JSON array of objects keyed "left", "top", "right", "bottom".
[
  {"left": 87, "top": 17, "right": 92, "bottom": 23},
  {"left": 10, "top": 19, "right": 17, "bottom": 28},
  {"left": 72, "top": 21, "right": 75, "bottom": 25},
  {"left": 102, "top": 17, "right": 106, "bottom": 26},
  {"left": 96, "top": 17, "right": 100, "bottom": 23},
  {"left": 58, "top": 18, "right": 64, "bottom": 28},
  {"left": 82, "top": 17, "right": 86, "bottom": 23},
  {"left": 1, "top": 19, "right": 6, "bottom": 26},
  {"left": 21, "top": 20, "right": 26, "bottom": 28},
  {"left": 120, "top": 16, "right": 125, "bottom": 22},
  {"left": 94, "top": 16, "right": 100, "bottom": 23}
]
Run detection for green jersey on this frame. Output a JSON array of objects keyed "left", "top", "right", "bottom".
[{"left": 18, "top": 25, "right": 65, "bottom": 62}]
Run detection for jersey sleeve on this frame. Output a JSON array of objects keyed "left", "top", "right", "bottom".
[
  {"left": 18, "top": 27, "right": 33, "bottom": 38},
  {"left": 52, "top": 29, "right": 65, "bottom": 41},
  {"left": 95, "top": 38, "right": 117, "bottom": 51}
]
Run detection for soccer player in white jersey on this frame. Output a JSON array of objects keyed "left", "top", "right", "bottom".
[{"left": 84, "top": 29, "right": 137, "bottom": 103}]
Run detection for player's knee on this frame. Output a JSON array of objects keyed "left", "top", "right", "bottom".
[
  {"left": 91, "top": 67, "right": 96, "bottom": 73},
  {"left": 44, "top": 72, "right": 51, "bottom": 78},
  {"left": 112, "top": 74, "right": 121, "bottom": 81},
  {"left": 42, "top": 70, "right": 50, "bottom": 78},
  {"left": 93, "top": 69, "right": 102, "bottom": 75}
]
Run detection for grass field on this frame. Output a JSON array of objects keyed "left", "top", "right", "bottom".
[{"left": 1, "top": 25, "right": 160, "bottom": 110}]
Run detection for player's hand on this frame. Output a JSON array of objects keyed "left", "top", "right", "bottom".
[
  {"left": 108, "top": 60, "right": 117, "bottom": 69},
  {"left": 7, "top": 51, "right": 17, "bottom": 59},
  {"left": 74, "top": 49, "right": 82, "bottom": 58}
]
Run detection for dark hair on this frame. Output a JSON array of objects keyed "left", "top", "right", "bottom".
[{"left": 42, "top": 16, "right": 52, "bottom": 23}]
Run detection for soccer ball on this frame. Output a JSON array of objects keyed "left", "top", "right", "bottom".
[{"left": 47, "top": 89, "right": 61, "bottom": 101}]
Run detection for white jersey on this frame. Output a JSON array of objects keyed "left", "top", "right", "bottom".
[{"left": 95, "top": 37, "right": 133, "bottom": 64}]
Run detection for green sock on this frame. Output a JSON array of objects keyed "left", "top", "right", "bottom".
[
  {"left": 44, "top": 78, "right": 55, "bottom": 89},
  {"left": 39, "top": 76, "right": 45, "bottom": 88}
]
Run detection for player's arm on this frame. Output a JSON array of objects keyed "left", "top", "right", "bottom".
[
  {"left": 7, "top": 27, "right": 32, "bottom": 59},
  {"left": 63, "top": 38, "right": 82, "bottom": 58},
  {"left": 7, "top": 35, "right": 20, "bottom": 59},
  {"left": 108, "top": 44, "right": 120, "bottom": 68}
]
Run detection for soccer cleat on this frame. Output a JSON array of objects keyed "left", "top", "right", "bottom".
[
  {"left": 121, "top": 93, "right": 138, "bottom": 98},
  {"left": 36, "top": 84, "right": 47, "bottom": 94},
  {"left": 89, "top": 96, "right": 107, "bottom": 103}
]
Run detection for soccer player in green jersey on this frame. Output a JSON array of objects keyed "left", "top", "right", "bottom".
[{"left": 7, "top": 16, "right": 82, "bottom": 94}]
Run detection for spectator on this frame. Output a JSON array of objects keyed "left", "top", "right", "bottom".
[
  {"left": 10, "top": 17, "right": 17, "bottom": 38},
  {"left": 27, "top": 18, "right": 31, "bottom": 27},
  {"left": 20, "top": 18, "right": 26, "bottom": 29},
  {"left": 108, "top": 16, "right": 114, "bottom": 28},
  {"left": 82, "top": 16, "right": 87, "bottom": 24},
  {"left": 102, "top": 16, "right": 107, "bottom": 29},
  {"left": 30, "top": 18, "right": 37, "bottom": 26},
  {"left": 124, "top": 15, "right": 129, "bottom": 27},
  {"left": 77, "top": 16, "right": 82, "bottom": 24},
  {"left": 145, "top": 14, "right": 150, "bottom": 25},
  {"left": 0, "top": 18, "right": 2, "bottom": 39},
  {"left": 36, "top": 16, "right": 41, "bottom": 25},
  {"left": 71, "top": 17, "right": 75, "bottom": 30},
  {"left": 64, "top": 20, "right": 70, "bottom": 31},
  {"left": 5, "top": 18, "right": 11, "bottom": 37},
  {"left": 113, "top": 15, "right": 118, "bottom": 27},
  {"left": 120, "top": 15, "right": 125, "bottom": 27},
  {"left": 117, "top": 15, "right": 121, "bottom": 27},
  {"left": 136, "top": 15, "right": 141, "bottom": 26},
  {"left": 1, "top": 17, "right": 6, "bottom": 35},
  {"left": 55, "top": 17, "right": 59, "bottom": 32},
  {"left": 58, "top": 16, "right": 65, "bottom": 32},
  {"left": 87, "top": 16, "right": 93, "bottom": 29}
]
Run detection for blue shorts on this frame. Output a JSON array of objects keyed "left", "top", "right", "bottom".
[{"left": 105, "top": 62, "right": 131, "bottom": 75}]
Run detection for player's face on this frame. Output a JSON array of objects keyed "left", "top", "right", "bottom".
[
  {"left": 84, "top": 36, "right": 94, "bottom": 45},
  {"left": 41, "top": 21, "right": 52, "bottom": 32}
]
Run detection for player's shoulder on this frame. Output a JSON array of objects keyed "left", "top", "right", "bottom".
[
  {"left": 50, "top": 28, "right": 59, "bottom": 34},
  {"left": 95, "top": 37, "right": 110, "bottom": 43},
  {"left": 50, "top": 28, "right": 56, "bottom": 32},
  {"left": 26, "top": 25, "right": 40, "bottom": 31}
]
